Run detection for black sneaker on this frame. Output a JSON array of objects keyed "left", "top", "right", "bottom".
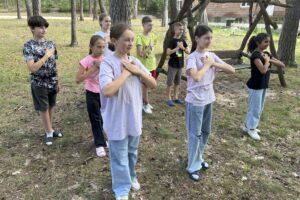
[
  {"left": 45, "top": 135, "right": 53, "bottom": 146},
  {"left": 53, "top": 130, "right": 63, "bottom": 138}
]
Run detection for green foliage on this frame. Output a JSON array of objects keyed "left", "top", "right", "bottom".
[
  {"left": 41, "top": 0, "right": 90, "bottom": 13},
  {"left": 146, "top": 0, "right": 164, "bottom": 15}
]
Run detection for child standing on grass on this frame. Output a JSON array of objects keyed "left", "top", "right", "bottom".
[
  {"left": 100, "top": 23, "right": 156, "bottom": 200},
  {"left": 136, "top": 16, "right": 158, "bottom": 114},
  {"left": 185, "top": 25, "right": 235, "bottom": 181},
  {"left": 23, "top": 16, "right": 63, "bottom": 146},
  {"left": 95, "top": 13, "right": 114, "bottom": 56},
  {"left": 166, "top": 22, "right": 189, "bottom": 107},
  {"left": 242, "top": 33, "right": 285, "bottom": 140},
  {"left": 76, "top": 35, "right": 107, "bottom": 157}
]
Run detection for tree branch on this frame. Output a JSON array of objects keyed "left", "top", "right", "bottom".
[
  {"left": 210, "top": 0, "right": 292, "bottom": 8},
  {"left": 257, "top": 0, "right": 278, "bottom": 29}
]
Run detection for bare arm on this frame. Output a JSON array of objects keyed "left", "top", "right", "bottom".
[
  {"left": 166, "top": 46, "right": 180, "bottom": 56},
  {"left": 178, "top": 42, "right": 189, "bottom": 54},
  {"left": 139, "top": 70, "right": 157, "bottom": 89},
  {"left": 102, "top": 69, "right": 131, "bottom": 97},
  {"left": 121, "top": 60, "right": 157, "bottom": 89},
  {"left": 254, "top": 57, "right": 270, "bottom": 74},
  {"left": 213, "top": 62, "right": 235, "bottom": 74},
  {"left": 189, "top": 64, "right": 211, "bottom": 82},
  {"left": 184, "top": 48, "right": 190, "bottom": 54},
  {"left": 137, "top": 45, "right": 151, "bottom": 57},
  {"left": 189, "top": 56, "right": 214, "bottom": 81},
  {"left": 26, "top": 48, "right": 54, "bottom": 73},
  {"left": 76, "top": 61, "right": 100, "bottom": 83},
  {"left": 270, "top": 57, "right": 285, "bottom": 68}
]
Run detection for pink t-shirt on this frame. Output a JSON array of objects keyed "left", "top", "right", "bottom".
[
  {"left": 79, "top": 55, "right": 103, "bottom": 93},
  {"left": 185, "top": 51, "right": 225, "bottom": 106}
]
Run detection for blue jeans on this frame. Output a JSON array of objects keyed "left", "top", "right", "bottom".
[
  {"left": 245, "top": 88, "right": 267, "bottom": 130},
  {"left": 186, "top": 102, "right": 212, "bottom": 173},
  {"left": 108, "top": 135, "right": 140, "bottom": 197}
]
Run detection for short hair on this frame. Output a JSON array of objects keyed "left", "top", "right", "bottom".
[
  {"left": 27, "top": 16, "right": 49, "bottom": 28},
  {"left": 99, "top": 13, "right": 110, "bottom": 22},
  {"left": 142, "top": 16, "right": 152, "bottom": 24},
  {"left": 174, "top": 22, "right": 184, "bottom": 28}
]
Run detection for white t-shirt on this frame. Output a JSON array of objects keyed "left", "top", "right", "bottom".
[
  {"left": 185, "top": 51, "right": 225, "bottom": 106},
  {"left": 99, "top": 53, "right": 151, "bottom": 140}
]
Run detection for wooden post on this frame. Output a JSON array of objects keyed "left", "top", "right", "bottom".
[
  {"left": 257, "top": 0, "right": 287, "bottom": 86},
  {"left": 156, "top": 0, "right": 289, "bottom": 87},
  {"left": 239, "top": 10, "right": 264, "bottom": 51},
  {"left": 249, "top": 0, "right": 253, "bottom": 27},
  {"left": 188, "top": 0, "right": 210, "bottom": 52}
]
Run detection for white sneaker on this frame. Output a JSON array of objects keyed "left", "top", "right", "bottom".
[
  {"left": 115, "top": 196, "right": 128, "bottom": 200},
  {"left": 142, "top": 104, "right": 152, "bottom": 114},
  {"left": 247, "top": 129, "right": 261, "bottom": 140},
  {"left": 148, "top": 103, "right": 154, "bottom": 109},
  {"left": 241, "top": 125, "right": 248, "bottom": 133},
  {"left": 241, "top": 125, "right": 261, "bottom": 134},
  {"left": 96, "top": 147, "right": 106, "bottom": 157},
  {"left": 131, "top": 180, "right": 141, "bottom": 191}
]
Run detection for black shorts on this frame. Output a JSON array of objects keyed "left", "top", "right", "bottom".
[{"left": 31, "top": 84, "right": 57, "bottom": 111}]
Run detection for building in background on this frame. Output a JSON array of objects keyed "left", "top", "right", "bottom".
[{"left": 205, "top": 1, "right": 286, "bottom": 23}]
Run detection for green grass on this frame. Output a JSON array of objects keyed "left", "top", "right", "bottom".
[{"left": 0, "top": 17, "right": 300, "bottom": 200}]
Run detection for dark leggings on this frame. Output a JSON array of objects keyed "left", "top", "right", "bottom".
[{"left": 86, "top": 90, "right": 107, "bottom": 148}]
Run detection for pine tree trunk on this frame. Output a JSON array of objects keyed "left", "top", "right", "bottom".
[
  {"left": 89, "top": 0, "right": 93, "bottom": 17},
  {"left": 169, "top": 0, "right": 178, "bottom": 21},
  {"left": 132, "top": 0, "right": 138, "bottom": 19},
  {"left": 98, "top": 0, "right": 107, "bottom": 14},
  {"left": 3, "top": 0, "right": 8, "bottom": 9},
  {"left": 25, "top": 0, "right": 32, "bottom": 20},
  {"left": 80, "top": 0, "right": 84, "bottom": 21},
  {"left": 162, "top": 0, "right": 168, "bottom": 27},
  {"left": 16, "top": 0, "right": 21, "bottom": 19},
  {"left": 71, "top": 0, "right": 78, "bottom": 47},
  {"left": 110, "top": 0, "right": 131, "bottom": 24},
  {"left": 32, "top": 0, "right": 41, "bottom": 16},
  {"left": 277, "top": 0, "right": 300, "bottom": 67},
  {"left": 93, "top": 0, "right": 98, "bottom": 20}
]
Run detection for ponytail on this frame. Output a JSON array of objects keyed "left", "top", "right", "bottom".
[
  {"left": 247, "top": 36, "right": 257, "bottom": 53},
  {"left": 247, "top": 33, "right": 270, "bottom": 53}
]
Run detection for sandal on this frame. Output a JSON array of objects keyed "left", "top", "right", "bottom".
[
  {"left": 188, "top": 171, "right": 201, "bottom": 181},
  {"left": 45, "top": 135, "right": 53, "bottom": 146},
  {"left": 166, "top": 100, "right": 175, "bottom": 107},
  {"left": 173, "top": 99, "right": 184, "bottom": 104},
  {"left": 201, "top": 162, "right": 209, "bottom": 170}
]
